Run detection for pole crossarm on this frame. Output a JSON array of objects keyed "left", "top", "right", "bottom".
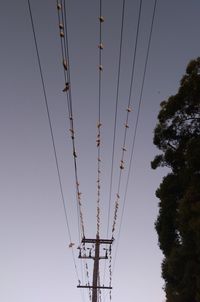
[
  {"left": 77, "top": 285, "right": 112, "bottom": 290},
  {"left": 82, "top": 237, "right": 113, "bottom": 244},
  {"left": 79, "top": 255, "right": 108, "bottom": 260}
]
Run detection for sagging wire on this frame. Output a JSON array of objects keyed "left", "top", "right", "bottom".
[
  {"left": 109, "top": 244, "right": 112, "bottom": 301},
  {"left": 106, "top": 0, "right": 126, "bottom": 239},
  {"left": 102, "top": 2, "right": 126, "bottom": 298},
  {"left": 98, "top": 271, "right": 102, "bottom": 302},
  {"left": 96, "top": 0, "right": 104, "bottom": 236},
  {"left": 56, "top": 1, "right": 91, "bottom": 298},
  {"left": 57, "top": 0, "right": 85, "bottom": 239},
  {"left": 111, "top": 0, "right": 143, "bottom": 239},
  {"left": 112, "top": 0, "right": 158, "bottom": 276},
  {"left": 83, "top": 242, "right": 92, "bottom": 300},
  {"left": 27, "top": 0, "right": 82, "bottom": 297}
]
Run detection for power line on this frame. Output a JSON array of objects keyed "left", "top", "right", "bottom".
[
  {"left": 106, "top": 0, "right": 126, "bottom": 239},
  {"left": 103, "top": 0, "right": 126, "bottom": 296},
  {"left": 110, "top": 0, "right": 143, "bottom": 239},
  {"left": 62, "top": 0, "right": 84, "bottom": 239},
  {"left": 60, "top": 0, "right": 82, "bottom": 242},
  {"left": 56, "top": 1, "right": 92, "bottom": 299},
  {"left": 104, "top": 2, "right": 143, "bottom": 300},
  {"left": 104, "top": 0, "right": 157, "bottom": 298},
  {"left": 112, "top": 0, "right": 158, "bottom": 274},
  {"left": 57, "top": 0, "right": 86, "bottom": 240},
  {"left": 27, "top": 0, "right": 81, "bottom": 286},
  {"left": 96, "top": 0, "right": 103, "bottom": 237}
]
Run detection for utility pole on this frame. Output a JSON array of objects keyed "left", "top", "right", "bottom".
[{"left": 77, "top": 235, "right": 113, "bottom": 302}]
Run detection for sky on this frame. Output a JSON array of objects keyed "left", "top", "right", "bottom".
[{"left": 1, "top": 1, "right": 200, "bottom": 302}]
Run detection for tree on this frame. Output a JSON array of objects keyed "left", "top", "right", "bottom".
[{"left": 152, "top": 58, "right": 200, "bottom": 302}]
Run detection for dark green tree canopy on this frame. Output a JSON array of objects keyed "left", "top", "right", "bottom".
[
  {"left": 152, "top": 58, "right": 200, "bottom": 302},
  {"left": 152, "top": 58, "right": 200, "bottom": 173}
]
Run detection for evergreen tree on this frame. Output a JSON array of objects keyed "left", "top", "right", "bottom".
[{"left": 152, "top": 58, "right": 200, "bottom": 301}]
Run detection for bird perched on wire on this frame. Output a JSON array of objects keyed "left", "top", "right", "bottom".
[
  {"left": 98, "top": 43, "right": 104, "bottom": 49},
  {"left": 99, "top": 16, "right": 104, "bottom": 22},
  {"left": 63, "top": 82, "right": 70, "bottom": 92},
  {"left": 60, "top": 30, "right": 64, "bottom": 38},
  {"left": 63, "top": 59, "right": 68, "bottom": 70},
  {"left": 120, "top": 160, "right": 124, "bottom": 169}
]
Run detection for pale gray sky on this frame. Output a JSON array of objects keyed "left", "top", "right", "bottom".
[{"left": 1, "top": 1, "right": 200, "bottom": 302}]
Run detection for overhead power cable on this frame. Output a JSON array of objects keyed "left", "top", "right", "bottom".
[
  {"left": 103, "top": 0, "right": 126, "bottom": 296},
  {"left": 96, "top": 0, "right": 104, "bottom": 236},
  {"left": 57, "top": 0, "right": 86, "bottom": 240},
  {"left": 27, "top": 0, "right": 81, "bottom": 287},
  {"left": 113, "top": 0, "right": 158, "bottom": 274},
  {"left": 56, "top": 1, "right": 91, "bottom": 299},
  {"left": 111, "top": 0, "right": 143, "bottom": 239},
  {"left": 106, "top": 0, "right": 126, "bottom": 239}
]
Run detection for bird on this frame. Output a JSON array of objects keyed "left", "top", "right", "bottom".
[
  {"left": 98, "top": 43, "right": 104, "bottom": 49},
  {"left": 63, "top": 82, "right": 70, "bottom": 92},
  {"left": 99, "top": 16, "right": 105, "bottom": 22},
  {"left": 57, "top": 3, "right": 61, "bottom": 10},
  {"left": 73, "top": 150, "right": 77, "bottom": 158},
  {"left": 60, "top": 30, "right": 64, "bottom": 38},
  {"left": 96, "top": 139, "right": 100, "bottom": 147},
  {"left": 63, "top": 59, "right": 68, "bottom": 70},
  {"left": 120, "top": 160, "right": 124, "bottom": 169}
]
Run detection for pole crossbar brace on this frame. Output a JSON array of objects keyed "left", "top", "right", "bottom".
[
  {"left": 82, "top": 237, "right": 113, "bottom": 244},
  {"left": 79, "top": 256, "right": 108, "bottom": 260},
  {"left": 77, "top": 285, "right": 112, "bottom": 290}
]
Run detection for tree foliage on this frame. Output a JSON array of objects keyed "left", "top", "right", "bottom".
[{"left": 152, "top": 58, "right": 200, "bottom": 301}]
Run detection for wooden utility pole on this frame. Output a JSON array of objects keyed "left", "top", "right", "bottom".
[{"left": 77, "top": 235, "right": 113, "bottom": 302}]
